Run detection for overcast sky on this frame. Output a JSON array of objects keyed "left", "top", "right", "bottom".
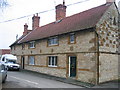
[{"left": 0, "top": 0, "right": 119, "bottom": 49}]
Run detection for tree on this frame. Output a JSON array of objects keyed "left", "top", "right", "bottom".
[{"left": 0, "top": 0, "right": 9, "bottom": 12}]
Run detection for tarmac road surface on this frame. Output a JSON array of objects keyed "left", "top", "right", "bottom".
[
  {"left": 2, "top": 70, "right": 119, "bottom": 90},
  {"left": 2, "top": 70, "right": 83, "bottom": 88}
]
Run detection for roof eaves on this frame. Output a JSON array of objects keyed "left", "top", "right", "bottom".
[
  {"left": 20, "top": 26, "right": 95, "bottom": 44},
  {"left": 17, "top": 31, "right": 32, "bottom": 44}
]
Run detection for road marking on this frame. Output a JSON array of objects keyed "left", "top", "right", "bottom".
[{"left": 9, "top": 76, "right": 39, "bottom": 85}]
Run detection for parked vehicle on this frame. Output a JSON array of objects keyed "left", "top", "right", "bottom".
[
  {"left": 0, "top": 54, "right": 20, "bottom": 71},
  {"left": 0, "top": 62, "right": 7, "bottom": 83}
]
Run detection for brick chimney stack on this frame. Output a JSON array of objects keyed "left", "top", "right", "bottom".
[
  {"left": 23, "top": 23, "right": 28, "bottom": 35},
  {"left": 106, "top": 0, "right": 115, "bottom": 3},
  {"left": 32, "top": 13, "right": 40, "bottom": 30},
  {"left": 55, "top": 0, "right": 67, "bottom": 21},
  {"left": 24, "top": 23, "right": 28, "bottom": 31}
]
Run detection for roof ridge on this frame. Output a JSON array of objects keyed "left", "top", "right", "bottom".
[{"left": 37, "top": 2, "right": 112, "bottom": 29}]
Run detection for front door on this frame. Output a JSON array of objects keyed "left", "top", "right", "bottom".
[
  {"left": 21, "top": 56, "right": 25, "bottom": 69},
  {"left": 69, "top": 56, "right": 77, "bottom": 77}
]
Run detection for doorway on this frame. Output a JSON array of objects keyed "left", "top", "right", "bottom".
[
  {"left": 69, "top": 56, "right": 77, "bottom": 77},
  {"left": 21, "top": 56, "right": 25, "bottom": 69}
]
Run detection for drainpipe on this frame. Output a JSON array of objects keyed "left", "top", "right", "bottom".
[{"left": 95, "top": 29, "right": 100, "bottom": 85}]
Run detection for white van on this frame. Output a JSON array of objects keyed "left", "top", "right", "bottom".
[{"left": 0, "top": 54, "right": 20, "bottom": 71}]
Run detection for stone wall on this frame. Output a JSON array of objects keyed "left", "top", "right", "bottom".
[
  {"left": 11, "top": 30, "right": 97, "bottom": 84},
  {"left": 11, "top": 30, "right": 95, "bottom": 56},
  {"left": 25, "top": 65, "right": 66, "bottom": 78},
  {"left": 99, "top": 53, "right": 118, "bottom": 83},
  {"left": 96, "top": 3, "right": 119, "bottom": 83},
  {"left": 77, "top": 53, "right": 97, "bottom": 84},
  {"left": 96, "top": 3, "right": 119, "bottom": 53}
]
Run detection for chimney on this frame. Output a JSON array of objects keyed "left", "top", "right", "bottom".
[
  {"left": 24, "top": 23, "right": 28, "bottom": 31},
  {"left": 106, "top": 0, "right": 115, "bottom": 3},
  {"left": 32, "top": 13, "right": 40, "bottom": 30},
  {"left": 23, "top": 23, "right": 28, "bottom": 35},
  {"left": 55, "top": 0, "right": 67, "bottom": 21}
]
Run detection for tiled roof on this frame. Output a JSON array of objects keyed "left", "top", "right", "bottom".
[
  {"left": 10, "top": 35, "right": 25, "bottom": 46},
  {"left": 13, "top": 3, "right": 113, "bottom": 45},
  {"left": 0, "top": 49, "right": 11, "bottom": 55}
]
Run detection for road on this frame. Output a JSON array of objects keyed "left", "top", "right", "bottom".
[
  {"left": 2, "top": 70, "right": 83, "bottom": 88},
  {"left": 1, "top": 70, "right": 119, "bottom": 90}
]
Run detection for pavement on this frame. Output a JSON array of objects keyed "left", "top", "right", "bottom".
[{"left": 21, "top": 69, "right": 120, "bottom": 89}]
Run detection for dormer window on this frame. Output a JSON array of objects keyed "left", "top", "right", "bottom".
[
  {"left": 29, "top": 41, "right": 35, "bottom": 48},
  {"left": 48, "top": 37, "right": 58, "bottom": 46},
  {"left": 69, "top": 33, "right": 75, "bottom": 44}
]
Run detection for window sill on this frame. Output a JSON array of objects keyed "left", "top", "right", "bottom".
[
  {"left": 70, "top": 42, "right": 75, "bottom": 44},
  {"left": 48, "top": 65, "right": 57, "bottom": 68},
  {"left": 29, "top": 47, "right": 35, "bottom": 49},
  {"left": 68, "top": 42, "right": 76, "bottom": 44},
  {"left": 48, "top": 44, "right": 59, "bottom": 47},
  {"left": 28, "top": 64, "right": 35, "bottom": 66}
]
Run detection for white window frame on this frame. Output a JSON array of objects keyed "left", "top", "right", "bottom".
[
  {"left": 48, "top": 37, "right": 58, "bottom": 46},
  {"left": 29, "top": 41, "right": 35, "bottom": 48},
  {"left": 70, "top": 33, "right": 75, "bottom": 43},
  {"left": 29, "top": 56, "right": 35, "bottom": 65},
  {"left": 48, "top": 56, "right": 57, "bottom": 67}
]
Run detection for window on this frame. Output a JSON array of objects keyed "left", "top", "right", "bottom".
[
  {"left": 29, "top": 41, "right": 35, "bottom": 48},
  {"left": 113, "top": 17, "right": 116, "bottom": 25},
  {"left": 2, "top": 57, "right": 5, "bottom": 61},
  {"left": 48, "top": 56, "right": 57, "bottom": 67},
  {"left": 70, "top": 33, "right": 75, "bottom": 43},
  {"left": 48, "top": 37, "right": 58, "bottom": 46},
  {"left": 22, "top": 44, "right": 25, "bottom": 50},
  {"left": 29, "top": 56, "right": 35, "bottom": 65}
]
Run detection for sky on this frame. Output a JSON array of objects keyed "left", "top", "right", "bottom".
[{"left": 0, "top": 0, "right": 119, "bottom": 49}]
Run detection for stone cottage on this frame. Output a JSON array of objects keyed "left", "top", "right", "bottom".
[{"left": 10, "top": 0, "right": 119, "bottom": 85}]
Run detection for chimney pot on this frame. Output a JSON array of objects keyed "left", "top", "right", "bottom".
[
  {"left": 24, "top": 23, "right": 28, "bottom": 31},
  {"left": 36, "top": 13, "right": 38, "bottom": 16}
]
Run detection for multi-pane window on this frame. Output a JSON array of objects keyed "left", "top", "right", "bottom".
[
  {"left": 48, "top": 37, "right": 58, "bottom": 46},
  {"left": 29, "top": 56, "right": 35, "bottom": 65},
  {"left": 70, "top": 33, "right": 75, "bottom": 43},
  {"left": 29, "top": 41, "right": 35, "bottom": 48},
  {"left": 48, "top": 56, "right": 57, "bottom": 67}
]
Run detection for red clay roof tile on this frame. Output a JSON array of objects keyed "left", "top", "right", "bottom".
[{"left": 13, "top": 3, "right": 113, "bottom": 44}]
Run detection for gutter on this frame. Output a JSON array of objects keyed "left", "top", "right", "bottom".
[{"left": 94, "top": 28, "right": 100, "bottom": 85}]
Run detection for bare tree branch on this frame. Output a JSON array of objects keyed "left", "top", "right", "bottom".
[{"left": 0, "top": 0, "right": 9, "bottom": 12}]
